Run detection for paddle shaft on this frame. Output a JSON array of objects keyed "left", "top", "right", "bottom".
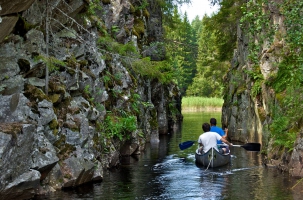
[{"left": 232, "top": 143, "right": 261, "bottom": 151}]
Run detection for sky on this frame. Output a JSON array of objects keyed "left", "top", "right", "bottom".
[{"left": 179, "top": 0, "right": 220, "bottom": 22}]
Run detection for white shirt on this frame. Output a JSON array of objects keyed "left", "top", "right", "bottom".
[{"left": 198, "top": 131, "right": 222, "bottom": 152}]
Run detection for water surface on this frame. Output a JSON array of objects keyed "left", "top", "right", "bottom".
[{"left": 37, "top": 112, "right": 303, "bottom": 199}]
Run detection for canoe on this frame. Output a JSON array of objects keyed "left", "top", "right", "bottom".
[{"left": 195, "top": 147, "right": 230, "bottom": 168}]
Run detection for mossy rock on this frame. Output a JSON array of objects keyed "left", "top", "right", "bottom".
[
  {"left": 236, "top": 85, "right": 246, "bottom": 95},
  {"left": 66, "top": 57, "right": 78, "bottom": 69},
  {"left": 143, "top": 9, "right": 150, "bottom": 18},
  {"left": 0, "top": 122, "right": 23, "bottom": 139},
  {"left": 149, "top": 109, "right": 158, "bottom": 129},
  {"left": 82, "top": 67, "right": 96, "bottom": 79},
  {"left": 257, "top": 107, "right": 267, "bottom": 123},
  {"left": 130, "top": 4, "right": 135, "bottom": 13},
  {"left": 24, "top": 84, "right": 49, "bottom": 102},
  {"left": 133, "top": 18, "right": 145, "bottom": 39},
  {"left": 79, "top": 60, "right": 88, "bottom": 68},
  {"left": 132, "top": 29, "right": 140, "bottom": 39},
  {"left": 49, "top": 119, "right": 59, "bottom": 130},
  {"left": 49, "top": 94, "right": 61, "bottom": 104},
  {"left": 49, "top": 80, "right": 66, "bottom": 94}
]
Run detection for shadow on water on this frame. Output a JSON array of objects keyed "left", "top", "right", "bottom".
[{"left": 35, "top": 112, "right": 303, "bottom": 200}]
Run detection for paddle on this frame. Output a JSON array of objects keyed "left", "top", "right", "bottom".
[
  {"left": 179, "top": 140, "right": 261, "bottom": 151},
  {"left": 179, "top": 141, "right": 195, "bottom": 150},
  {"left": 232, "top": 143, "right": 261, "bottom": 151}
]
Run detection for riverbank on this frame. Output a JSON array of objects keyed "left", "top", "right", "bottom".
[
  {"left": 181, "top": 97, "right": 223, "bottom": 113},
  {"left": 182, "top": 106, "right": 222, "bottom": 112}
]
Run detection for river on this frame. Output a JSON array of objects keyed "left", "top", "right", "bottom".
[{"left": 36, "top": 112, "right": 303, "bottom": 200}]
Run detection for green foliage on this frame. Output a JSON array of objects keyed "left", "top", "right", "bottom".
[
  {"left": 131, "top": 58, "right": 175, "bottom": 84},
  {"left": 269, "top": 115, "right": 296, "bottom": 151},
  {"left": 134, "top": 0, "right": 149, "bottom": 11},
  {"left": 35, "top": 55, "right": 66, "bottom": 72},
  {"left": 186, "top": 14, "right": 230, "bottom": 97},
  {"left": 111, "top": 25, "right": 120, "bottom": 35},
  {"left": 87, "top": 0, "right": 102, "bottom": 16},
  {"left": 164, "top": 7, "right": 198, "bottom": 95},
  {"left": 245, "top": 68, "right": 264, "bottom": 97},
  {"left": 281, "top": 1, "right": 303, "bottom": 49},
  {"left": 84, "top": 85, "right": 90, "bottom": 95},
  {"left": 264, "top": 1, "right": 303, "bottom": 150},
  {"left": 97, "top": 112, "right": 137, "bottom": 141},
  {"left": 205, "top": 0, "right": 242, "bottom": 61},
  {"left": 240, "top": 0, "right": 273, "bottom": 65},
  {"left": 97, "top": 36, "right": 139, "bottom": 57}
]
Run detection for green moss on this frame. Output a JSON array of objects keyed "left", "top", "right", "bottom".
[
  {"left": 257, "top": 107, "right": 266, "bottom": 123},
  {"left": 58, "top": 144, "right": 76, "bottom": 160},
  {"left": 49, "top": 80, "right": 66, "bottom": 94},
  {"left": 49, "top": 94, "right": 61, "bottom": 103},
  {"left": 143, "top": 9, "right": 150, "bottom": 18},
  {"left": 130, "top": 4, "right": 135, "bottom": 13},
  {"left": 49, "top": 119, "right": 59, "bottom": 130},
  {"left": 236, "top": 85, "right": 246, "bottom": 95},
  {"left": 149, "top": 109, "right": 158, "bottom": 129},
  {"left": 79, "top": 60, "right": 88, "bottom": 68},
  {"left": 132, "top": 29, "right": 140, "bottom": 39},
  {"left": 133, "top": 18, "right": 145, "bottom": 39},
  {"left": 25, "top": 84, "right": 49, "bottom": 102},
  {"left": 49, "top": 119, "right": 59, "bottom": 135},
  {"left": 54, "top": 135, "right": 66, "bottom": 148},
  {"left": 66, "top": 56, "right": 78, "bottom": 69},
  {"left": 275, "top": 92, "right": 285, "bottom": 103}
]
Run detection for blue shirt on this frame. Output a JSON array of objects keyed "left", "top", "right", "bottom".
[{"left": 210, "top": 126, "right": 225, "bottom": 144}]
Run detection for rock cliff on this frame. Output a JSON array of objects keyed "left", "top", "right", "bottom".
[
  {"left": 0, "top": 0, "right": 182, "bottom": 199},
  {"left": 222, "top": 0, "right": 303, "bottom": 178}
]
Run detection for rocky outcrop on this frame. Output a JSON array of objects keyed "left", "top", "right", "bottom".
[
  {"left": 0, "top": 0, "right": 36, "bottom": 42},
  {"left": 222, "top": 0, "right": 303, "bottom": 177},
  {"left": 0, "top": 0, "right": 182, "bottom": 198}
]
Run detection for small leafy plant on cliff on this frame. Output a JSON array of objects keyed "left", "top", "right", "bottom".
[
  {"left": 35, "top": 55, "right": 66, "bottom": 72},
  {"left": 244, "top": 68, "right": 264, "bottom": 97},
  {"left": 97, "top": 111, "right": 137, "bottom": 141}
]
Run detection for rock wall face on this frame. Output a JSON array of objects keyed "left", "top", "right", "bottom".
[
  {"left": 222, "top": 0, "right": 285, "bottom": 145},
  {"left": 222, "top": 0, "right": 303, "bottom": 177},
  {"left": 0, "top": 0, "right": 182, "bottom": 198},
  {"left": 222, "top": 22, "right": 264, "bottom": 144}
]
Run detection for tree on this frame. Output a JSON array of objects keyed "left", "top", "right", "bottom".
[
  {"left": 164, "top": 7, "right": 198, "bottom": 95},
  {"left": 186, "top": 15, "right": 229, "bottom": 97}
]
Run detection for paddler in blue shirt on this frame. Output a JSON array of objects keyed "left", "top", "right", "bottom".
[{"left": 210, "top": 118, "right": 229, "bottom": 153}]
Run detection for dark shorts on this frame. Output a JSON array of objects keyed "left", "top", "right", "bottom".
[{"left": 219, "top": 148, "right": 225, "bottom": 154}]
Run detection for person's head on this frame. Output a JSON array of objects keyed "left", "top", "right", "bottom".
[
  {"left": 202, "top": 123, "right": 211, "bottom": 132},
  {"left": 210, "top": 118, "right": 217, "bottom": 126}
]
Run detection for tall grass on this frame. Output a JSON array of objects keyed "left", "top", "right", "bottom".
[{"left": 182, "top": 97, "right": 224, "bottom": 112}]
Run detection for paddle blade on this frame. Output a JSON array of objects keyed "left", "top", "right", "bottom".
[
  {"left": 179, "top": 141, "right": 195, "bottom": 150},
  {"left": 241, "top": 143, "right": 261, "bottom": 151}
]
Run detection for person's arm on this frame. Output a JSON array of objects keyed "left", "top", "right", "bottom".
[
  {"left": 220, "top": 137, "right": 233, "bottom": 146},
  {"left": 223, "top": 128, "right": 228, "bottom": 139}
]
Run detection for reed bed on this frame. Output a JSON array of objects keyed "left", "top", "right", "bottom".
[{"left": 182, "top": 96, "right": 223, "bottom": 112}]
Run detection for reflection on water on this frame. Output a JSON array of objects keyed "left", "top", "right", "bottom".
[{"left": 36, "top": 112, "right": 302, "bottom": 200}]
